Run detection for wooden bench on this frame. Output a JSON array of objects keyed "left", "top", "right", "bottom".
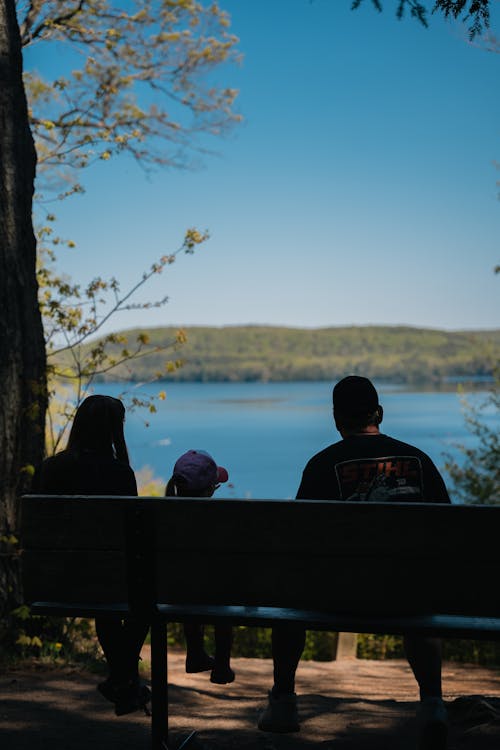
[{"left": 21, "top": 495, "right": 500, "bottom": 749}]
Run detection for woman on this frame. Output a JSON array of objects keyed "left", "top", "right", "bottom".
[{"left": 32, "top": 394, "right": 150, "bottom": 715}]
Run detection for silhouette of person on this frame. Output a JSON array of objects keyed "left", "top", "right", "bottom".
[
  {"left": 258, "top": 376, "right": 450, "bottom": 750},
  {"left": 32, "top": 395, "right": 150, "bottom": 715},
  {"left": 166, "top": 449, "right": 234, "bottom": 684}
]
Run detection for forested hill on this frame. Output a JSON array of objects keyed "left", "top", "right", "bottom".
[{"left": 91, "top": 325, "right": 500, "bottom": 384}]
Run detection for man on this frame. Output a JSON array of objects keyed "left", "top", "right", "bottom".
[{"left": 258, "top": 376, "right": 450, "bottom": 749}]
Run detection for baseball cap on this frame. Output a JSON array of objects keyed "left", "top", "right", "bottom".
[
  {"left": 332, "top": 376, "right": 379, "bottom": 416},
  {"left": 173, "top": 449, "right": 229, "bottom": 493}
]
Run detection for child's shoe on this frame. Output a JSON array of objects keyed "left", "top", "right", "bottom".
[
  {"left": 185, "top": 650, "right": 215, "bottom": 673},
  {"left": 210, "top": 664, "right": 235, "bottom": 684}
]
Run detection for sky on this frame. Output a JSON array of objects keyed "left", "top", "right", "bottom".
[{"left": 26, "top": 0, "right": 500, "bottom": 334}]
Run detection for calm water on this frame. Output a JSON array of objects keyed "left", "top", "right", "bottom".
[{"left": 94, "top": 381, "right": 497, "bottom": 501}]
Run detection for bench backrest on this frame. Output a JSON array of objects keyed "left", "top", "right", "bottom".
[{"left": 21, "top": 495, "right": 500, "bottom": 617}]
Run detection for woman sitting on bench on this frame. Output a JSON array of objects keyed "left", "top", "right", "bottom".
[{"left": 32, "top": 394, "right": 151, "bottom": 716}]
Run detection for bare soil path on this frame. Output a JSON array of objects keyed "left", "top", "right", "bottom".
[{"left": 2, "top": 648, "right": 500, "bottom": 749}]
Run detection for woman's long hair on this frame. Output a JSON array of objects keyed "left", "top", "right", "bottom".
[{"left": 66, "top": 395, "right": 130, "bottom": 464}]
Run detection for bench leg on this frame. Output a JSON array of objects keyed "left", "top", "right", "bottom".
[
  {"left": 151, "top": 617, "right": 169, "bottom": 750},
  {"left": 150, "top": 618, "right": 197, "bottom": 750}
]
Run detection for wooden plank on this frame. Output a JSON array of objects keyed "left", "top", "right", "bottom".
[
  {"left": 154, "top": 550, "right": 500, "bottom": 617},
  {"left": 148, "top": 499, "right": 500, "bottom": 560},
  {"left": 21, "top": 495, "right": 131, "bottom": 549},
  {"left": 22, "top": 550, "right": 128, "bottom": 604},
  {"left": 31, "top": 602, "right": 130, "bottom": 618}
]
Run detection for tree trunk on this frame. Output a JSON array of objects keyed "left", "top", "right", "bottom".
[{"left": 0, "top": 0, "right": 46, "bottom": 635}]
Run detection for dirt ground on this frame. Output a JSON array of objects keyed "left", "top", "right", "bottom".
[{"left": 2, "top": 647, "right": 500, "bottom": 750}]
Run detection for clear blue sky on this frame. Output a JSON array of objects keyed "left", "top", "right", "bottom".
[{"left": 27, "top": 1, "right": 500, "bottom": 333}]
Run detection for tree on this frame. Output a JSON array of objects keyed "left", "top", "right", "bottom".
[
  {"left": 444, "top": 370, "right": 500, "bottom": 504},
  {"left": 352, "top": 1, "right": 491, "bottom": 39},
  {"left": 41, "top": 227, "right": 208, "bottom": 454},
  {"left": 0, "top": 1, "right": 241, "bottom": 642},
  {"left": 0, "top": 0, "right": 47, "bottom": 631},
  {"left": 21, "top": 0, "right": 241, "bottom": 455},
  {"left": 19, "top": 0, "right": 241, "bottom": 198}
]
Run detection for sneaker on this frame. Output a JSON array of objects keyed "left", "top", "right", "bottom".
[
  {"left": 258, "top": 690, "right": 300, "bottom": 733},
  {"left": 114, "top": 680, "right": 151, "bottom": 717},
  {"left": 416, "top": 697, "right": 448, "bottom": 750},
  {"left": 210, "top": 665, "right": 235, "bottom": 685},
  {"left": 185, "top": 651, "right": 215, "bottom": 673}
]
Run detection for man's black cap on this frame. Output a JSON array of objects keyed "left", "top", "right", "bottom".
[{"left": 332, "top": 376, "right": 379, "bottom": 416}]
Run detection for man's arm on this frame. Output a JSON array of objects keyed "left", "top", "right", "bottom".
[
  {"left": 295, "top": 454, "right": 338, "bottom": 501},
  {"left": 423, "top": 457, "right": 451, "bottom": 503}
]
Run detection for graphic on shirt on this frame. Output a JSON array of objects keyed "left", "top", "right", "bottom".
[{"left": 335, "top": 455, "right": 424, "bottom": 501}]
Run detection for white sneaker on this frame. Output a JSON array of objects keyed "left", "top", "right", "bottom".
[
  {"left": 416, "top": 697, "right": 448, "bottom": 750},
  {"left": 258, "top": 690, "right": 300, "bottom": 733}
]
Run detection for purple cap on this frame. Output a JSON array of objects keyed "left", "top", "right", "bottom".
[{"left": 173, "top": 449, "right": 228, "bottom": 493}]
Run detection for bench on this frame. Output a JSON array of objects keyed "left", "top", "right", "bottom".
[{"left": 21, "top": 495, "right": 500, "bottom": 749}]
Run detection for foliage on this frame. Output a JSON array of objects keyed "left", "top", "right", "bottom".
[
  {"left": 64, "top": 324, "right": 500, "bottom": 385},
  {"left": 38, "top": 228, "right": 208, "bottom": 453},
  {"left": 5, "top": 604, "right": 101, "bottom": 666},
  {"left": 4, "top": 1, "right": 237, "bottom": 660},
  {"left": 352, "top": 0, "right": 491, "bottom": 38},
  {"left": 357, "top": 633, "right": 405, "bottom": 659},
  {"left": 19, "top": 2, "right": 237, "bottom": 453},
  {"left": 19, "top": 0, "right": 241, "bottom": 196},
  {"left": 10, "top": 611, "right": 500, "bottom": 665},
  {"left": 136, "top": 466, "right": 167, "bottom": 496},
  {"left": 442, "top": 638, "right": 500, "bottom": 665},
  {"left": 444, "top": 370, "right": 500, "bottom": 504},
  {"left": 165, "top": 625, "right": 500, "bottom": 666}
]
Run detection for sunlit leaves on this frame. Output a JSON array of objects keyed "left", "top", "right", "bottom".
[
  {"left": 20, "top": 0, "right": 241, "bottom": 195},
  {"left": 39, "top": 228, "right": 208, "bottom": 452},
  {"left": 444, "top": 369, "right": 500, "bottom": 504}
]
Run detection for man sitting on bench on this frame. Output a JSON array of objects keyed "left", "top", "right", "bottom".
[{"left": 258, "top": 375, "right": 451, "bottom": 750}]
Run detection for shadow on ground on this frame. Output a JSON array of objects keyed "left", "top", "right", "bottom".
[{"left": 2, "top": 653, "right": 500, "bottom": 749}]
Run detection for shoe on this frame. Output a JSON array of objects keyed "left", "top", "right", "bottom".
[
  {"left": 97, "top": 678, "right": 115, "bottom": 704},
  {"left": 258, "top": 690, "right": 300, "bottom": 733},
  {"left": 416, "top": 697, "right": 448, "bottom": 750},
  {"left": 185, "top": 651, "right": 215, "bottom": 673},
  {"left": 210, "top": 665, "right": 235, "bottom": 684},
  {"left": 114, "top": 680, "right": 151, "bottom": 717}
]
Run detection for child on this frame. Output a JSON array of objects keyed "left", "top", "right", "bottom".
[{"left": 165, "top": 449, "right": 234, "bottom": 684}]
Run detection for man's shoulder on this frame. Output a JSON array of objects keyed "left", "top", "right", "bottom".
[
  {"left": 304, "top": 440, "right": 345, "bottom": 466},
  {"left": 374, "top": 434, "right": 431, "bottom": 459},
  {"left": 305, "top": 434, "right": 433, "bottom": 466}
]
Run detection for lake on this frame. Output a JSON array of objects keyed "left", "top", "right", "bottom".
[{"left": 91, "top": 381, "right": 497, "bottom": 501}]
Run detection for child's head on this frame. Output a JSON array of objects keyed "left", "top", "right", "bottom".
[{"left": 165, "top": 449, "right": 229, "bottom": 497}]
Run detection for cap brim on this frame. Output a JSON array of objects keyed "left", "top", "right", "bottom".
[{"left": 217, "top": 466, "right": 229, "bottom": 483}]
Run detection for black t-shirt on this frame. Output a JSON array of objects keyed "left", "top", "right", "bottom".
[
  {"left": 296, "top": 433, "right": 450, "bottom": 503},
  {"left": 32, "top": 449, "right": 137, "bottom": 496}
]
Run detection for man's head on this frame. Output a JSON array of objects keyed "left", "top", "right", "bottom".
[{"left": 332, "top": 376, "right": 383, "bottom": 434}]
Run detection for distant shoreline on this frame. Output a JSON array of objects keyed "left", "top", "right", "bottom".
[{"left": 54, "top": 324, "right": 500, "bottom": 386}]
